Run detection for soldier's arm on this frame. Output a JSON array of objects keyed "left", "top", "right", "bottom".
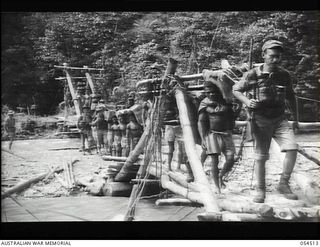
[
  {"left": 233, "top": 70, "right": 258, "bottom": 108},
  {"left": 285, "top": 74, "right": 298, "bottom": 122},
  {"left": 197, "top": 111, "right": 208, "bottom": 143}
]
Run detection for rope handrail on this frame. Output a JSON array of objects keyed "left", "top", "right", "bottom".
[{"left": 295, "top": 95, "right": 320, "bottom": 103}]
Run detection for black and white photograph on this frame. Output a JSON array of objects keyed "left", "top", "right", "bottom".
[{"left": 1, "top": 9, "right": 319, "bottom": 240}]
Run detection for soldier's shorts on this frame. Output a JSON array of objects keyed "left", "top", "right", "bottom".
[
  {"left": 165, "top": 125, "right": 183, "bottom": 142},
  {"left": 97, "top": 129, "right": 107, "bottom": 146},
  {"left": 204, "top": 131, "right": 235, "bottom": 156},
  {"left": 253, "top": 114, "right": 298, "bottom": 161},
  {"left": 7, "top": 131, "right": 15, "bottom": 139}
]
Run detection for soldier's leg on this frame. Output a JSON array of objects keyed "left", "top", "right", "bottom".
[
  {"left": 87, "top": 130, "right": 94, "bottom": 155},
  {"left": 167, "top": 141, "right": 175, "bottom": 171},
  {"left": 80, "top": 133, "right": 86, "bottom": 152},
  {"left": 219, "top": 134, "right": 236, "bottom": 188},
  {"left": 274, "top": 119, "right": 299, "bottom": 200},
  {"left": 210, "top": 154, "right": 221, "bottom": 194},
  {"left": 9, "top": 132, "right": 14, "bottom": 150},
  {"left": 252, "top": 117, "right": 273, "bottom": 203}
]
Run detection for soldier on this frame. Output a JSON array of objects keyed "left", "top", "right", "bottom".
[
  {"left": 126, "top": 112, "right": 143, "bottom": 154},
  {"left": 110, "top": 116, "right": 121, "bottom": 156},
  {"left": 233, "top": 39, "right": 299, "bottom": 203},
  {"left": 90, "top": 94, "right": 101, "bottom": 152},
  {"left": 118, "top": 113, "right": 129, "bottom": 157},
  {"left": 4, "top": 110, "right": 16, "bottom": 150},
  {"left": 77, "top": 104, "right": 94, "bottom": 155},
  {"left": 198, "top": 81, "right": 236, "bottom": 194},
  {"left": 163, "top": 95, "right": 187, "bottom": 172},
  {"left": 105, "top": 110, "right": 115, "bottom": 155},
  {"left": 91, "top": 105, "right": 108, "bottom": 154}
]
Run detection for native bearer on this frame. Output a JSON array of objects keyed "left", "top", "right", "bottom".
[
  {"left": 198, "top": 81, "right": 235, "bottom": 194},
  {"left": 4, "top": 110, "right": 16, "bottom": 150},
  {"left": 233, "top": 39, "right": 299, "bottom": 203}
]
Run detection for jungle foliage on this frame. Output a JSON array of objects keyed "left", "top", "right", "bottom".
[{"left": 1, "top": 11, "right": 319, "bottom": 120}]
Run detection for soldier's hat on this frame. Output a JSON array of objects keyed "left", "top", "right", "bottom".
[
  {"left": 8, "top": 110, "right": 14, "bottom": 115},
  {"left": 262, "top": 40, "right": 283, "bottom": 52}
]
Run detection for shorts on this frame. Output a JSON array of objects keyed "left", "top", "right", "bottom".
[
  {"left": 253, "top": 114, "right": 298, "bottom": 160},
  {"left": 7, "top": 131, "right": 15, "bottom": 139},
  {"left": 165, "top": 125, "right": 183, "bottom": 142},
  {"left": 203, "top": 131, "right": 235, "bottom": 156},
  {"left": 121, "top": 137, "right": 128, "bottom": 148}
]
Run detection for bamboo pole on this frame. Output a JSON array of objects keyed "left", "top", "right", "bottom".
[
  {"left": 175, "top": 87, "right": 221, "bottom": 215},
  {"left": 54, "top": 65, "right": 104, "bottom": 71}
]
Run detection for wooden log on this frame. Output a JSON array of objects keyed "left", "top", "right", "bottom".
[
  {"left": 131, "top": 179, "right": 160, "bottom": 185},
  {"left": 108, "top": 162, "right": 125, "bottom": 171},
  {"left": 161, "top": 174, "right": 204, "bottom": 204},
  {"left": 167, "top": 171, "right": 200, "bottom": 192},
  {"left": 221, "top": 212, "right": 265, "bottom": 222},
  {"left": 102, "top": 182, "right": 133, "bottom": 197},
  {"left": 102, "top": 156, "right": 128, "bottom": 162},
  {"left": 84, "top": 66, "right": 96, "bottom": 94},
  {"left": 64, "top": 68, "right": 81, "bottom": 116},
  {"left": 297, "top": 147, "right": 320, "bottom": 166},
  {"left": 175, "top": 87, "right": 220, "bottom": 214},
  {"left": 155, "top": 198, "right": 202, "bottom": 207},
  {"left": 1, "top": 171, "right": 49, "bottom": 199},
  {"left": 76, "top": 178, "right": 105, "bottom": 196},
  {"left": 273, "top": 207, "right": 299, "bottom": 221},
  {"left": 197, "top": 212, "right": 223, "bottom": 221},
  {"left": 293, "top": 173, "right": 320, "bottom": 205},
  {"left": 218, "top": 200, "right": 274, "bottom": 217},
  {"left": 114, "top": 112, "right": 151, "bottom": 182}
]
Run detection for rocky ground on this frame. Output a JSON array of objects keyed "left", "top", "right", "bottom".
[{"left": 1, "top": 132, "right": 319, "bottom": 204}]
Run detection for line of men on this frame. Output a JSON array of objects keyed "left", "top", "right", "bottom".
[
  {"left": 167, "top": 39, "right": 299, "bottom": 204},
  {"left": 76, "top": 86, "right": 143, "bottom": 156}
]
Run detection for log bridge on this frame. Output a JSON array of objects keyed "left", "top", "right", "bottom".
[{"left": 103, "top": 58, "right": 319, "bottom": 221}]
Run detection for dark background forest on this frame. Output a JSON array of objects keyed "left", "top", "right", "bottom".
[{"left": 1, "top": 11, "right": 319, "bottom": 121}]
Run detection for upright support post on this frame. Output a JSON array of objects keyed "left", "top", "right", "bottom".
[
  {"left": 175, "top": 88, "right": 221, "bottom": 216},
  {"left": 64, "top": 63, "right": 81, "bottom": 117},
  {"left": 84, "top": 66, "right": 96, "bottom": 94}
]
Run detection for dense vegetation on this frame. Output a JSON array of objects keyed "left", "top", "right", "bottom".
[{"left": 1, "top": 12, "right": 319, "bottom": 120}]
